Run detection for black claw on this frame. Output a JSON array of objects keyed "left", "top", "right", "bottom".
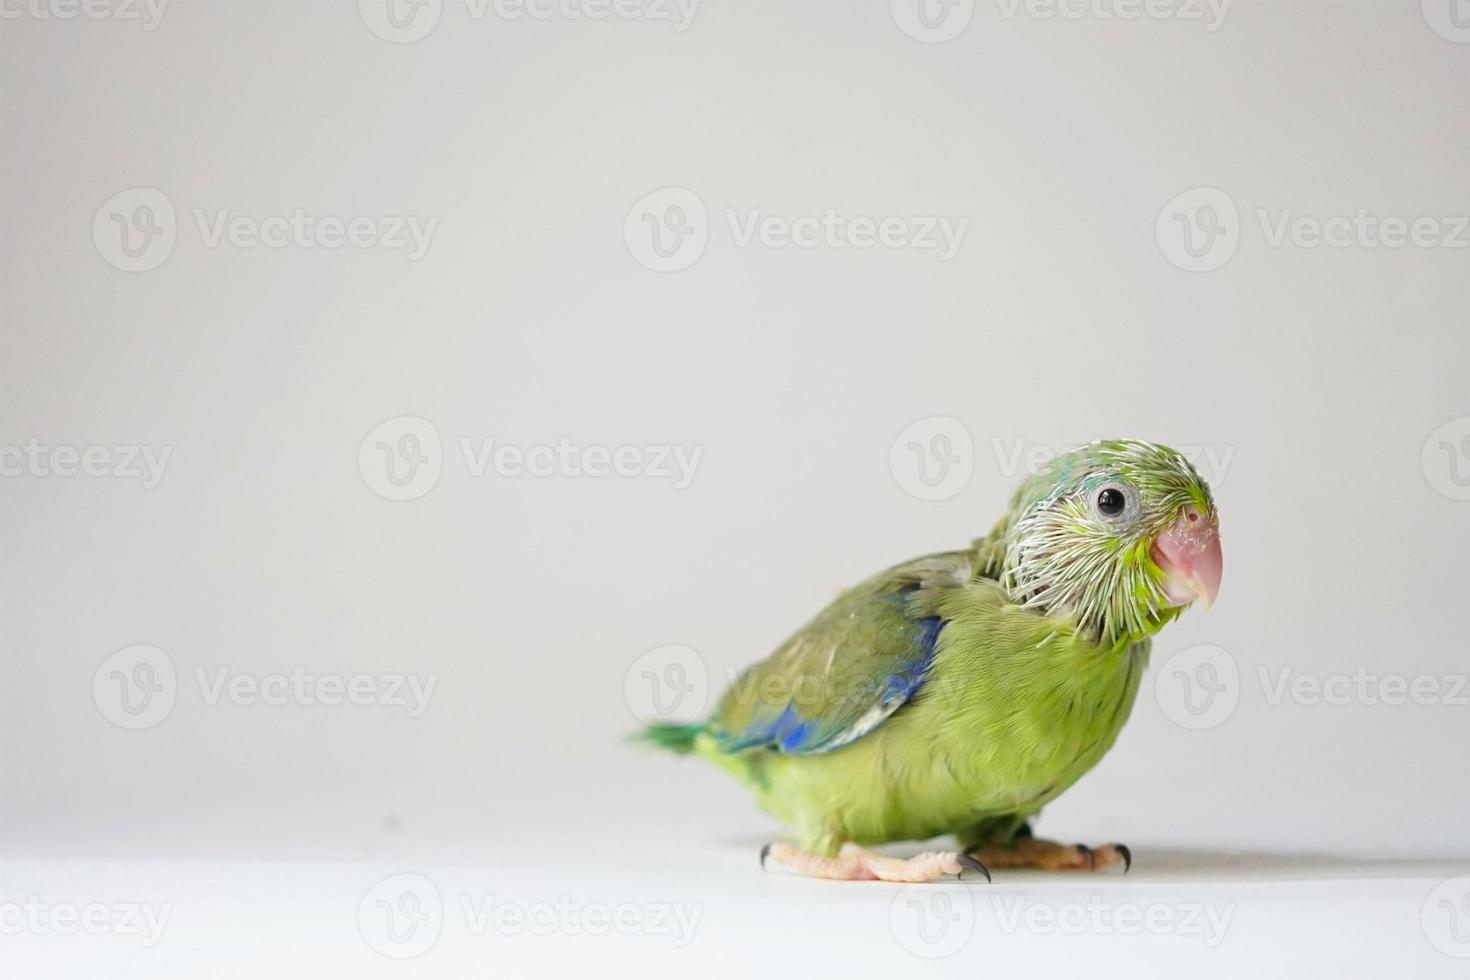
[
  {"left": 760, "top": 843, "right": 773, "bottom": 871},
  {"left": 1075, "top": 843, "right": 1095, "bottom": 870},
  {"left": 957, "top": 854, "right": 992, "bottom": 883},
  {"left": 1115, "top": 843, "right": 1132, "bottom": 874}
]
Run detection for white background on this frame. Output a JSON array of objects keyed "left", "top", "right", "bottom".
[{"left": 3, "top": 1, "right": 1470, "bottom": 976}]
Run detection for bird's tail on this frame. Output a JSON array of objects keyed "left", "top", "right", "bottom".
[{"left": 633, "top": 722, "right": 705, "bottom": 755}]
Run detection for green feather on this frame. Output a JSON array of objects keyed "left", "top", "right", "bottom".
[{"left": 635, "top": 722, "right": 704, "bottom": 755}]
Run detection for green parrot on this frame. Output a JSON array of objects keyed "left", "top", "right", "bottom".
[{"left": 641, "top": 440, "right": 1223, "bottom": 881}]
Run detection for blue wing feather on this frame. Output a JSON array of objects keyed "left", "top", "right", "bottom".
[
  {"left": 709, "top": 607, "right": 945, "bottom": 756},
  {"left": 705, "top": 552, "right": 971, "bottom": 756}
]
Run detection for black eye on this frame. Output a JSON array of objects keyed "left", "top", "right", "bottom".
[{"left": 1096, "top": 487, "right": 1126, "bottom": 516}]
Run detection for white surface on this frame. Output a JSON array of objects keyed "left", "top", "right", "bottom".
[
  {"left": 4, "top": 2, "right": 1470, "bottom": 976},
  {"left": 5, "top": 847, "right": 1470, "bottom": 977}
]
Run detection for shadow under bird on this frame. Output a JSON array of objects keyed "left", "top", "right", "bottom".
[{"left": 640, "top": 439, "right": 1223, "bottom": 882}]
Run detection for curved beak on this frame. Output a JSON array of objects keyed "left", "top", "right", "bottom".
[{"left": 1151, "top": 504, "right": 1223, "bottom": 610}]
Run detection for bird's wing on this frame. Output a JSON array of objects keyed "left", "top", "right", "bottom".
[{"left": 705, "top": 551, "right": 975, "bottom": 756}]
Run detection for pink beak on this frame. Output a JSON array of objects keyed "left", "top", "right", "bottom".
[{"left": 1151, "top": 504, "right": 1223, "bottom": 609}]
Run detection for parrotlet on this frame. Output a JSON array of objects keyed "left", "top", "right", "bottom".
[{"left": 643, "top": 440, "right": 1223, "bottom": 881}]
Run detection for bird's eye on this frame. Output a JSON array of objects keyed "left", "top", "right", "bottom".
[{"left": 1092, "top": 481, "right": 1138, "bottom": 522}]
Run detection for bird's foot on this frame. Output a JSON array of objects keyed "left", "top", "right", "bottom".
[
  {"left": 971, "top": 836, "right": 1131, "bottom": 872},
  {"left": 762, "top": 841, "right": 990, "bottom": 883}
]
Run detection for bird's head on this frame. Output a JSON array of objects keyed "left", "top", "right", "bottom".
[{"left": 990, "top": 440, "right": 1222, "bottom": 647}]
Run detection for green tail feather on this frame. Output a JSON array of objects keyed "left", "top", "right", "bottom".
[{"left": 635, "top": 722, "right": 704, "bottom": 754}]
